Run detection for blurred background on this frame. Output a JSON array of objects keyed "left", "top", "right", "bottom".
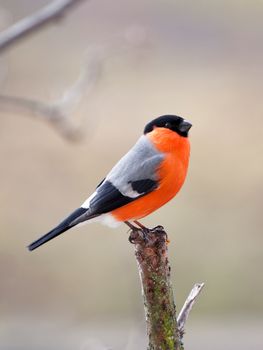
[{"left": 0, "top": 0, "right": 263, "bottom": 349}]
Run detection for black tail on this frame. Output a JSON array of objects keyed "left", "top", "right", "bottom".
[{"left": 28, "top": 207, "right": 88, "bottom": 251}]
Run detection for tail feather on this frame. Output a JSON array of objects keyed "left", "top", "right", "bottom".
[
  {"left": 28, "top": 207, "right": 89, "bottom": 251},
  {"left": 28, "top": 225, "right": 72, "bottom": 251}
]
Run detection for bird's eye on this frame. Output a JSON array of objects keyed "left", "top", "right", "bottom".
[{"left": 165, "top": 122, "right": 172, "bottom": 129}]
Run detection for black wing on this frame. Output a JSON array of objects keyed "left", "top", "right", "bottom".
[
  {"left": 89, "top": 179, "right": 158, "bottom": 215},
  {"left": 28, "top": 178, "right": 158, "bottom": 251}
]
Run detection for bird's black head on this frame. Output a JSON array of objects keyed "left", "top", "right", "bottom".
[{"left": 144, "top": 115, "right": 192, "bottom": 137}]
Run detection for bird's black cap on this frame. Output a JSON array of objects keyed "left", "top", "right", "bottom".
[{"left": 144, "top": 115, "right": 192, "bottom": 137}]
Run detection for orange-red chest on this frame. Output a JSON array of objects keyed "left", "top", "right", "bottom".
[{"left": 111, "top": 128, "right": 190, "bottom": 221}]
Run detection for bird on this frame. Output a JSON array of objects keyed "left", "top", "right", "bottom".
[{"left": 28, "top": 115, "right": 192, "bottom": 251}]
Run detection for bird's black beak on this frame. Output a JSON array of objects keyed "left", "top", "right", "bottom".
[{"left": 179, "top": 120, "right": 192, "bottom": 133}]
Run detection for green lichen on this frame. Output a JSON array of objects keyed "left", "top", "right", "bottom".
[
  {"left": 135, "top": 227, "right": 184, "bottom": 350},
  {"left": 145, "top": 271, "right": 183, "bottom": 349}
]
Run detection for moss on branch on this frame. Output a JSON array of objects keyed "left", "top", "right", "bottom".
[{"left": 130, "top": 225, "right": 183, "bottom": 350}]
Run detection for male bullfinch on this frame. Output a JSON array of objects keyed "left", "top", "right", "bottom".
[{"left": 28, "top": 115, "right": 192, "bottom": 251}]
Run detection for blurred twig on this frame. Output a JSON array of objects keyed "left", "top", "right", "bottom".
[
  {"left": 0, "top": 0, "right": 96, "bottom": 141},
  {"left": 0, "top": 0, "right": 86, "bottom": 53},
  {"left": 0, "top": 52, "right": 102, "bottom": 141},
  {"left": 0, "top": 0, "right": 149, "bottom": 142}
]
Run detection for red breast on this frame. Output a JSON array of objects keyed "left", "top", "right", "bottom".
[{"left": 111, "top": 128, "right": 190, "bottom": 221}]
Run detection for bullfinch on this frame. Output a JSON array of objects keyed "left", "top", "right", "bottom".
[{"left": 28, "top": 115, "right": 192, "bottom": 251}]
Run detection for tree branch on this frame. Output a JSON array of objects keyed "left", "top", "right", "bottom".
[
  {"left": 177, "top": 283, "right": 205, "bottom": 337},
  {"left": 0, "top": 52, "right": 102, "bottom": 141},
  {"left": 0, "top": 0, "right": 86, "bottom": 53},
  {"left": 0, "top": 0, "right": 149, "bottom": 142},
  {"left": 131, "top": 226, "right": 182, "bottom": 350},
  {"left": 130, "top": 226, "right": 204, "bottom": 349}
]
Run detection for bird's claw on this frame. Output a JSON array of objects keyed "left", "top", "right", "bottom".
[
  {"left": 150, "top": 225, "right": 170, "bottom": 243},
  {"left": 128, "top": 232, "right": 136, "bottom": 244},
  {"left": 128, "top": 224, "right": 170, "bottom": 244},
  {"left": 128, "top": 227, "right": 150, "bottom": 244}
]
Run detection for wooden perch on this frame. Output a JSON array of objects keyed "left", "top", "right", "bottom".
[{"left": 129, "top": 226, "right": 204, "bottom": 350}]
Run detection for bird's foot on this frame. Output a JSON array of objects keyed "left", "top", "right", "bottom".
[
  {"left": 125, "top": 221, "right": 150, "bottom": 244},
  {"left": 150, "top": 225, "right": 170, "bottom": 244},
  {"left": 128, "top": 227, "right": 150, "bottom": 244},
  {"left": 125, "top": 221, "right": 169, "bottom": 244}
]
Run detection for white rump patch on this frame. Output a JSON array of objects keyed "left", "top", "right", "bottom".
[
  {"left": 76, "top": 212, "right": 121, "bottom": 228},
  {"left": 99, "top": 213, "right": 121, "bottom": 228}
]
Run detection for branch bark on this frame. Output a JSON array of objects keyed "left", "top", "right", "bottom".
[
  {"left": 130, "top": 226, "right": 204, "bottom": 350},
  {"left": 0, "top": 0, "right": 86, "bottom": 53}
]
